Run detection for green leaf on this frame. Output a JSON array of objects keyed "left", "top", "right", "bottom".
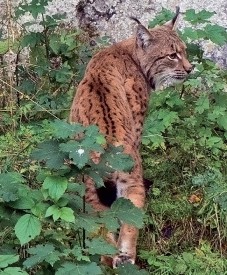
[
  {"left": 148, "top": 8, "right": 174, "bottom": 28},
  {"left": 42, "top": 176, "right": 68, "bottom": 201},
  {"left": 55, "top": 262, "right": 103, "bottom": 275},
  {"left": 100, "top": 213, "right": 120, "bottom": 232},
  {"left": 31, "top": 201, "right": 48, "bottom": 218},
  {"left": 195, "top": 94, "right": 210, "bottom": 114},
  {"left": 15, "top": 214, "right": 41, "bottom": 245},
  {"left": 21, "top": 33, "right": 43, "bottom": 48},
  {"left": 76, "top": 214, "right": 101, "bottom": 233},
  {"left": 0, "top": 39, "right": 13, "bottom": 54},
  {"left": 109, "top": 198, "right": 144, "bottom": 228},
  {"left": 70, "top": 246, "right": 90, "bottom": 262},
  {"left": 206, "top": 136, "right": 223, "bottom": 148},
  {"left": 45, "top": 205, "right": 75, "bottom": 222},
  {"left": 0, "top": 267, "right": 29, "bottom": 275},
  {"left": 185, "top": 9, "right": 215, "bottom": 24},
  {"left": 49, "top": 34, "right": 61, "bottom": 54},
  {"left": 52, "top": 63, "right": 72, "bottom": 83},
  {"left": 86, "top": 237, "right": 117, "bottom": 255},
  {"left": 117, "top": 263, "right": 148, "bottom": 275},
  {"left": 181, "top": 27, "right": 199, "bottom": 41},
  {"left": 67, "top": 183, "right": 86, "bottom": 196},
  {"left": 0, "top": 172, "right": 25, "bottom": 185},
  {"left": 86, "top": 170, "right": 104, "bottom": 188},
  {"left": 31, "top": 140, "right": 68, "bottom": 169},
  {"left": 45, "top": 205, "right": 61, "bottom": 221},
  {"left": 0, "top": 172, "right": 25, "bottom": 202},
  {"left": 60, "top": 141, "right": 90, "bottom": 169},
  {"left": 217, "top": 113, "right": 227, "bottom": 130},
  {"left": 59, "top": 207, "right": 75, "bottom": 222},
  {"left": 10, "top": 196, "right": 35, "bottom": 210},
  {"left": 182, "top": 252, "right": 194, "bottom": 263},
  {"left": 16, "top": 0, "right": 48, "bottom": 19},
  {"left": 51, "top": 120, "right": 84, "bottom": 139},
  {"left": 174, "top": 262, "right": 187, "bottom": 274},
  {"left": 100, "top": 145, "right": 134, "bottom": 173},
  {"left": 23, "top": 244, "right": 60, "bottom": 268},
  {"left": 0, "top": 255, "right": 19, "bottom": 268},
  {"left": 204, "top": 24, "right": 227, "bottom": 45}
]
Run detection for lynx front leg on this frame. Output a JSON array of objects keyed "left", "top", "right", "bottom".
[{"left": 113, "top": 175, "right": 145, "bottom": 268}]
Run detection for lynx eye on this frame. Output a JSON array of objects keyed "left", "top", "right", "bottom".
[{"left": 168, "top": 53, "right": 178, "bottom": 60}]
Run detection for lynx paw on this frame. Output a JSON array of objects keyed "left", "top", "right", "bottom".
[{"left": 113, "top": 253, "right": 135, "bottom": 268}]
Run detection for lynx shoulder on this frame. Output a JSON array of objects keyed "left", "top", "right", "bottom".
[{"left": 70, "top": 7, "right": 192, "bottom": 268}]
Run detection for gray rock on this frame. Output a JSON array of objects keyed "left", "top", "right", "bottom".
[{"left": 1, "top": 0, "right": 227, "bottom": 66}]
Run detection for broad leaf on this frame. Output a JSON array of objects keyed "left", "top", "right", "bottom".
[
  {"left": 70, "top": 246, "right": 90, "bottom": 262},
  {"left": 31, "top": 141, "right": 68, "bottom": 169},
  {"left": 0, "top": 267, "right": 29, "bottom": 275},
  {"left": 117, "top": 263, "right": 149, "bottom": 275},
  {"left": 185, "top": 9, "right": 215, "bottom": 24},
  {"left": 50, "top": 120, "right": 84, "bottom": 139},
  {"left": 195, "top": 94, "right": 209, "bottom": 114},
  {"left": 98, "top": 145, "right": 134, "bottom": 173},
  {"left": 11, "top": 196, "right": 34, "bottom": 210},
  {"left": 204, "top": 24, "right": 227, "bottom": 45},
  {"left": 23, "top": 244, "right": 60, "bottom": 268},
  {"left": 148, "top": 8, "right": 174, "bottom": 28},
  {"left": 55, "top": 262, "right": 102, "bottom": 275},
  {"left": 15, "top": 214, "right": 41, "bottom": 245},
  {"left": 86, "top": 170, "right": 104, "bottom": 188},
  {"left": 45, "top": 205, "right": 75, "bottom": 222},
  {"left": 42, "top": 176, "right": 68, "bottom": 201},
  {"left": 76, "top": 215, "right": 101, "bottom": 233},
  {"left": 0, "top": 255, "right": 19, "bottom": 268},
  {"left": 60, "top": 141, "right": 90, "bottom": 169},
  {"left": 86, "top": 237, "right": 117, "bottom": 255},
  {"left": 45, "top": 205, "right": 61, "bottom": 221},
  {"left": 0, "top": 173, "right": 25, "bottom": 185},
  {"left": 59, "top": 207, "right": 75, "bottom": 222},
  {"left": 109, "top": 198, "right": 144, "bottom": 228},
  {"left": 0, "top": 173, "right": 25, "bottom": 202}
]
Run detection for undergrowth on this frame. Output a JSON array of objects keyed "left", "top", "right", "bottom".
[{"left": 0, "top": 2, "right": 227, "bottom": 274}]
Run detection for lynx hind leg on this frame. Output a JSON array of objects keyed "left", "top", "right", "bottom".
[{"left": 113, "top": 174, "right": 145, "bottom": 268}]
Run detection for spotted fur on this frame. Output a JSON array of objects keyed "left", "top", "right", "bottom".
[{"left": 70, "top": 8, "right": 192, "bottom": 267}]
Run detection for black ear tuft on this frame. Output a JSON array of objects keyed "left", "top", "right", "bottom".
[
  {"left": 129, "top": 16, "right": 142, "bottom": 25},
  {"left": 172, "top": 6, "right": 180, "bottom": 26},
  {"left": 164, "top": 6, "right": 180, "bottom": 30}
]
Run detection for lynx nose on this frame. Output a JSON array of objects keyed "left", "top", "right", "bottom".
[
  {"left": 185, "top": 64, "right": 194, "bottom": 74},
  {"left": 186, "top": 66, "right": 193, "bottom": 74}
]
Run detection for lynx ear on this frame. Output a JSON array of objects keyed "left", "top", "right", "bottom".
[
  {"left": 130, "top": 17, "right": 153, "bottom": 49},
  {"left": 136, "top": 24, "right": 153, "bottom": 48},
  {"left": 164, "top": 6, "right": 180, "bottom": 30}
]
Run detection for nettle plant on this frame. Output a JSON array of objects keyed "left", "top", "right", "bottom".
[{"left": 0, "top": 120, "right": 146, "bottom": 274}]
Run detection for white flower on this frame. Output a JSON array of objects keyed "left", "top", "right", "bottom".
[{"left": 77, "top": 149, "right": 85, "bottom": 156}]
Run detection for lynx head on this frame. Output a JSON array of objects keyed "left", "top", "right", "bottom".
[{"left": 132, "top": 7, "right": 192, "bottom": 90}]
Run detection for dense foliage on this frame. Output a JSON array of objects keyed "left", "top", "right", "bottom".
[{"left": 0, "top": 2, "right": 227, "bottom": 274}]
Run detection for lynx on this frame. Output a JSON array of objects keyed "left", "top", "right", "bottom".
[{"left": 70, "top": 7, "right": 192, "bottom": 267}]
